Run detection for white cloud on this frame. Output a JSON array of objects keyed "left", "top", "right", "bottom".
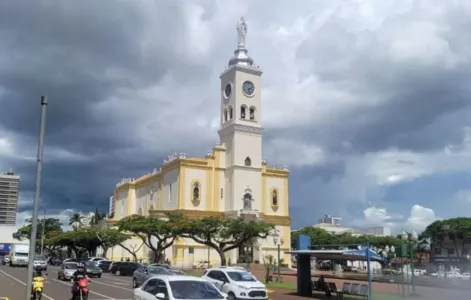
[
  {"left": 355, "top": 204, "right": 440, "bottom": 233},
  {"left": 15, "top": 209, "right": 81, "bottom": 232}
]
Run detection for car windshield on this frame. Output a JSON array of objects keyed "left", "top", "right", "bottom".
[
  {"left": 15, "top": 253, "right": 28, "bottom": 257},
  {"left": 170, "top": 280, "right": 224, "bottom": 299},
  {"left": 35, "top": 256, "right": 45, "bottom": 261},
  {"left": 85, "top": 261, "right": 96, "bottom": 268},
  {"left": 227, "top": 271, "right": 256, "bottom": 282},
  {"left": 65, "top": 263, "right": 77, "bottom": 269},
  {"left": 148, "top": 267, "right": 170, "bottom": 274}
]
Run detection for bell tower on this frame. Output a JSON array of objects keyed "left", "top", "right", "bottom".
[{"left": 218, "top": 17, "right": 264, "bottom": 213}]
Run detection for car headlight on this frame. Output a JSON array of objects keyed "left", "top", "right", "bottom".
[{"left": 238, "top": 285, "right": 248, "bottom": 290}]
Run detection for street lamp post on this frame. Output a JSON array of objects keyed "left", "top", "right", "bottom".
[
  {"left": 401, "top": 230, "right": 419, "bottom": 297},
  {"left": 380, "top": 245, "right": 396, "bottom": 282},
  {"left": 273, "top": 230, "right": 284, "bottom": 282}
]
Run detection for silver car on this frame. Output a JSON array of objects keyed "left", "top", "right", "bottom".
[
  {"left": 132, "top": 266, "right": 173, "bottom": 288},
  {"left": 149, "top": 263, "right": 186, "bottom": 275},
  {"left": 33, "top": 255, "right": 48, "bottom": 271},
  {"left": 58, "top": 262, "right": 78, "bottom": 280}
]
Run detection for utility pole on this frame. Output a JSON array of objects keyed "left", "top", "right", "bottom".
[
  {"left": 40, "top": 209, "right": 46, "bottom": 256},
  {"left": 25, "top": 96, "right": 48, "bottom": 300}
]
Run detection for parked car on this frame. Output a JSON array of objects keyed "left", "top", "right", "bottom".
[
  {"left": 58, "top": 262, "right": 78, "bottom": 281},
  {"left": 202, "top": 267, "right": 268, "bottom": 300},
  {"left": 2, "top": 256, "right": 10, "bottom": 265},
  {"left": 97, "top": 260, "right": 112, "bottom": 272},
  {"left": 461, "top": 272, "right": 470, "bottom": 280},
  {"left": 87, "top": 257, "right": 108, "bottom": 266},
  {"left": 63, "top": 258, "right": 79, "bottom": 264},
  {"left": 109, "top": 261, "right": 140, "bottom": 276},
  {"left": 51, "top": 257, "right": 64, "bottom": 266},
  {"left": 33, "top": 255, "right": 48, "bottom": 271},
  {"left": 148, "top": 264, "right": 185, "bottom": 275},
  {"left": 133, "top": 266, "right": 174, "bottom": 288},
  {"left": 133, "top": 275, "right": 227, "bottom": 300},
  {"left": 82, "top": 261, "right": 103, "bottom": 278}
]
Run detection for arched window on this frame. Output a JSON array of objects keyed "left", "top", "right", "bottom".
[
  {"left": 244, "top": 156, "right": 252, "bottom": 167},
  {"left": 271, "top": 189, "right": 278, "bottom": 207},
  {"left": 137, "top": 207, "right": 143, "bottom": 216},
  {"left": 249, "top": 107, "right": 255, "bottom": 120},
  {"left": 224, "top": 109, "right": 228, "bottom": 122},
  {"left": 192, "top": 181, "right": 200, "bottom": 201},
  {"left": 229, "top": 106, "right": 233, "bottom": 119},
  {"left": 243, "top": 193, "right": 252, "bottom": 209},
  {"left": 149, "top": 204, "right": 154, "bottom": 211},
  {"left": 240, "top": 105, "right": 246, "bottom": 118}
]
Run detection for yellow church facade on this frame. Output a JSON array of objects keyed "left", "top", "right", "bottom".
[{"left": 108, "top": 17, "right": 291, "bottom": 267}]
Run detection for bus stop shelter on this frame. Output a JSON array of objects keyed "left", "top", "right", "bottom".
[{"left": 286, "top": 240, "right": 385, "bottom": 298}]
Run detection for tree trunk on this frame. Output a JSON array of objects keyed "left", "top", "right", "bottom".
[
  {"left": 102, "top": 246, "right": 109, "bottom": 258},
  {"left": 217, "top": 249, "right": 227, "bottom": 266}
]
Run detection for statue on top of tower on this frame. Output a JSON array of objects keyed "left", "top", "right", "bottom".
[{"left": 237, "top": 17, "right": 247, "bottom": 47}]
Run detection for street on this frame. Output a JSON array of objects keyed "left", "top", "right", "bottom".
[{"left": 0, "top": 264, "right": 133, "bottom": 300}]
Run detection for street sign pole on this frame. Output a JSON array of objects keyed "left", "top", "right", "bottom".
[{"left": 25, "top": 96, "right": 48, "bottom": 300}]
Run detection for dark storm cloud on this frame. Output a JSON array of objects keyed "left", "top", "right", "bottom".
[
  {"left": 0, "top": 1, "right": 214, "bottom": 213},
  {"left": 295, "top": 13, "right": 471, "bottom": 155}
]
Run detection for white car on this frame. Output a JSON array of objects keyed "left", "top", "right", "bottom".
[
  {"left": 202, "top": 267, "right": 268, "bottom": 300},
  {"left": 33, "top": 255, "right": 48, "bottom": 271},
  {"left": 133, "top": 275, "right": 227, "bottom": 300},
  {"left": 461, "top": 272, "right": 470, "bottom": 280},
  {"left": 88, "top": 257, "right": 108, "bottom": 266}
]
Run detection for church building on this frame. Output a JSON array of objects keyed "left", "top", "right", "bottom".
[{"left": 108, "top": 17, "right": 291, "bottom": 267}]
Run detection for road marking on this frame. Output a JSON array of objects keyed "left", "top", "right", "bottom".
[
  {"left": 90, "top": 279, "right": 133, "bottom": 291},
  {"left": 52, "top": 279, "right": 113, "bottom": 299},
  {"left": 0, "top": 269, "right": 55, "bottom": 300}
]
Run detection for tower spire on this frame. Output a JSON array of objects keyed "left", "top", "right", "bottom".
[{"left": 228, "top": 16, "right": 254, "bottom": 67}]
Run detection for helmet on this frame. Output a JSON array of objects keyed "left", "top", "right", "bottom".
[{"left": 76, "top": 263, "right": 84, "bottom": 269}]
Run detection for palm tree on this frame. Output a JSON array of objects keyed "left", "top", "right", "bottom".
[
  {"left": 91, "top": 208, "right": 107, "bottom": 225},
  {"left": 69, "top": 212, "right": 84, "bottom": 228}
]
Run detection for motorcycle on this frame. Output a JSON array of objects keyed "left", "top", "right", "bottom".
[
  {"left": 32, "top": 276, "right": 45, "bottom": 300},
  {"left": 71, "top": 277, "right": 90, "bottom": 300}
]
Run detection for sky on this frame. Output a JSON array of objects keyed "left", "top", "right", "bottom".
[{"left": 1, "top": 0, "right": 471, "bottom": 234}]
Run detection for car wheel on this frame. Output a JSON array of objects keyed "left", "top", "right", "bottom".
[
  {"left": 132, "top": 278, "right": 138, "bottom": 288},
  {"left": 227, "top": 292, "right": 236, "bottom": 300},
  {"left": 57, "top": 273, "right": 60, "bottom": 280},
  {"left": 97, "top": 274, "right": 101, "bottom": 278},
  {"left": 116, "top": 270, "right": 121, "bottom": 276}
]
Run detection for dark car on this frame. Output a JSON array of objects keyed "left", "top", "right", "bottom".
[
  {"left": 97, "top": 260, "right": 112, "bottom": 272},
  {"left": 132, "top": 266, "right": 173, "bottom": 288},
  {"left": 81, "top": 261, "right": 103, "bottom": 278},
  {"left": 109, "top": 261, "right": 140, "bottom": 276}
]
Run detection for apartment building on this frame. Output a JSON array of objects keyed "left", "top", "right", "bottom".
[{"left": 0, "top": 170, "right": 20, "bottom": 225}]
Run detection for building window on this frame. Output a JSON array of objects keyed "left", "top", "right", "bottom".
[
  {"left": 137, "top": 207, "right": 143, "bottom": 216},
  {"left": 244, "top": 157, "right": 251, "bottom": 167},
  {"left": 271, "top": 189, "right": 278, "bottom": 206},
  {"left": 224, "top": 109, "right": 228, "bottom": 122},
  {"left": 169, "top": 183, "right": 172, "bottom": 203},
  {"left": 121, "top": 199, "right": 125, "bottom": 216},
  {"left": 149, "top": 204, "right": 154, "bottom": 211},
  {"left": 220, "top": 188, "right": 224, "bottom": 199},
  {"left": 249, "top": 106, "right": 255, "bottom": 120},
  {"left": 229, "top": 106, "right": 233, "bottom": 119},
  {"left": 240, "top": 105, "right": 247, "bottom": 118},
  {"left": 191, "top": 180, "right": 201, "bottom": 206}
]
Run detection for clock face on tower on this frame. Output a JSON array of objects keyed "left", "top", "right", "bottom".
[
  {"left": 242, "top": 81, "right": 255, "bottom": 97},
  {"left": 224, "top": 83, "right": 232, "bottom": 98}
]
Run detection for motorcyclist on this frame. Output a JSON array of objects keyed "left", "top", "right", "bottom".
[
  {"left": 31, "top": 266, "right": 47, "bottom": 299},
  {"left": 70, "top": 263, "right": 89, "bottom": 300}
]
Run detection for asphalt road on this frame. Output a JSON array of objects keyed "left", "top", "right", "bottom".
[{"left": 0, "top": 264, "right": 133, "bottom": 300}]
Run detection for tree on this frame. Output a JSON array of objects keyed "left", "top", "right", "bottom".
[
  {"left": 181, "top": 216, "right": 274, "bottom": 266},
  {"left": 13, "top": 217, "right": 63, "bottom": 241},
  {"left": 116, "top": 213, "right": 183, "bottom": 263},
  {"left": 69, "top": 212, "right": 84, "bottom": 228},
  {"left": 423, "top": 218, "right": 471, "bottom": 256},
  {"left": 119, "top": 241, "right": 145, "bottom": 262},
  {"left": 91, "top": 208, "right": 107, "bottom": 225},
  {"left": 92, "top": 227, "right": 128, "bottom": 258}
]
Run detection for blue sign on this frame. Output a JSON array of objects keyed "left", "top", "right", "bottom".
[
  {"left": 0, "top": 243, "right": 11, "bottom": 251},
  {"left": 296, "top": 235, "right": 311, "bottom": 250}
]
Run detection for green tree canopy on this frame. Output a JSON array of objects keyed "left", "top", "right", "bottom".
[
  {"left": 181, "top": 216, "right": 274, "bottom": 266},
  {"left": 422, "top": 217, "right": 471, "bottom": 256},
  {"left": 116, "top": 213, "right": 183, "bottom": 263},
  {"left": 13, "top": 217, "right": 63, "bottom": 241}
]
